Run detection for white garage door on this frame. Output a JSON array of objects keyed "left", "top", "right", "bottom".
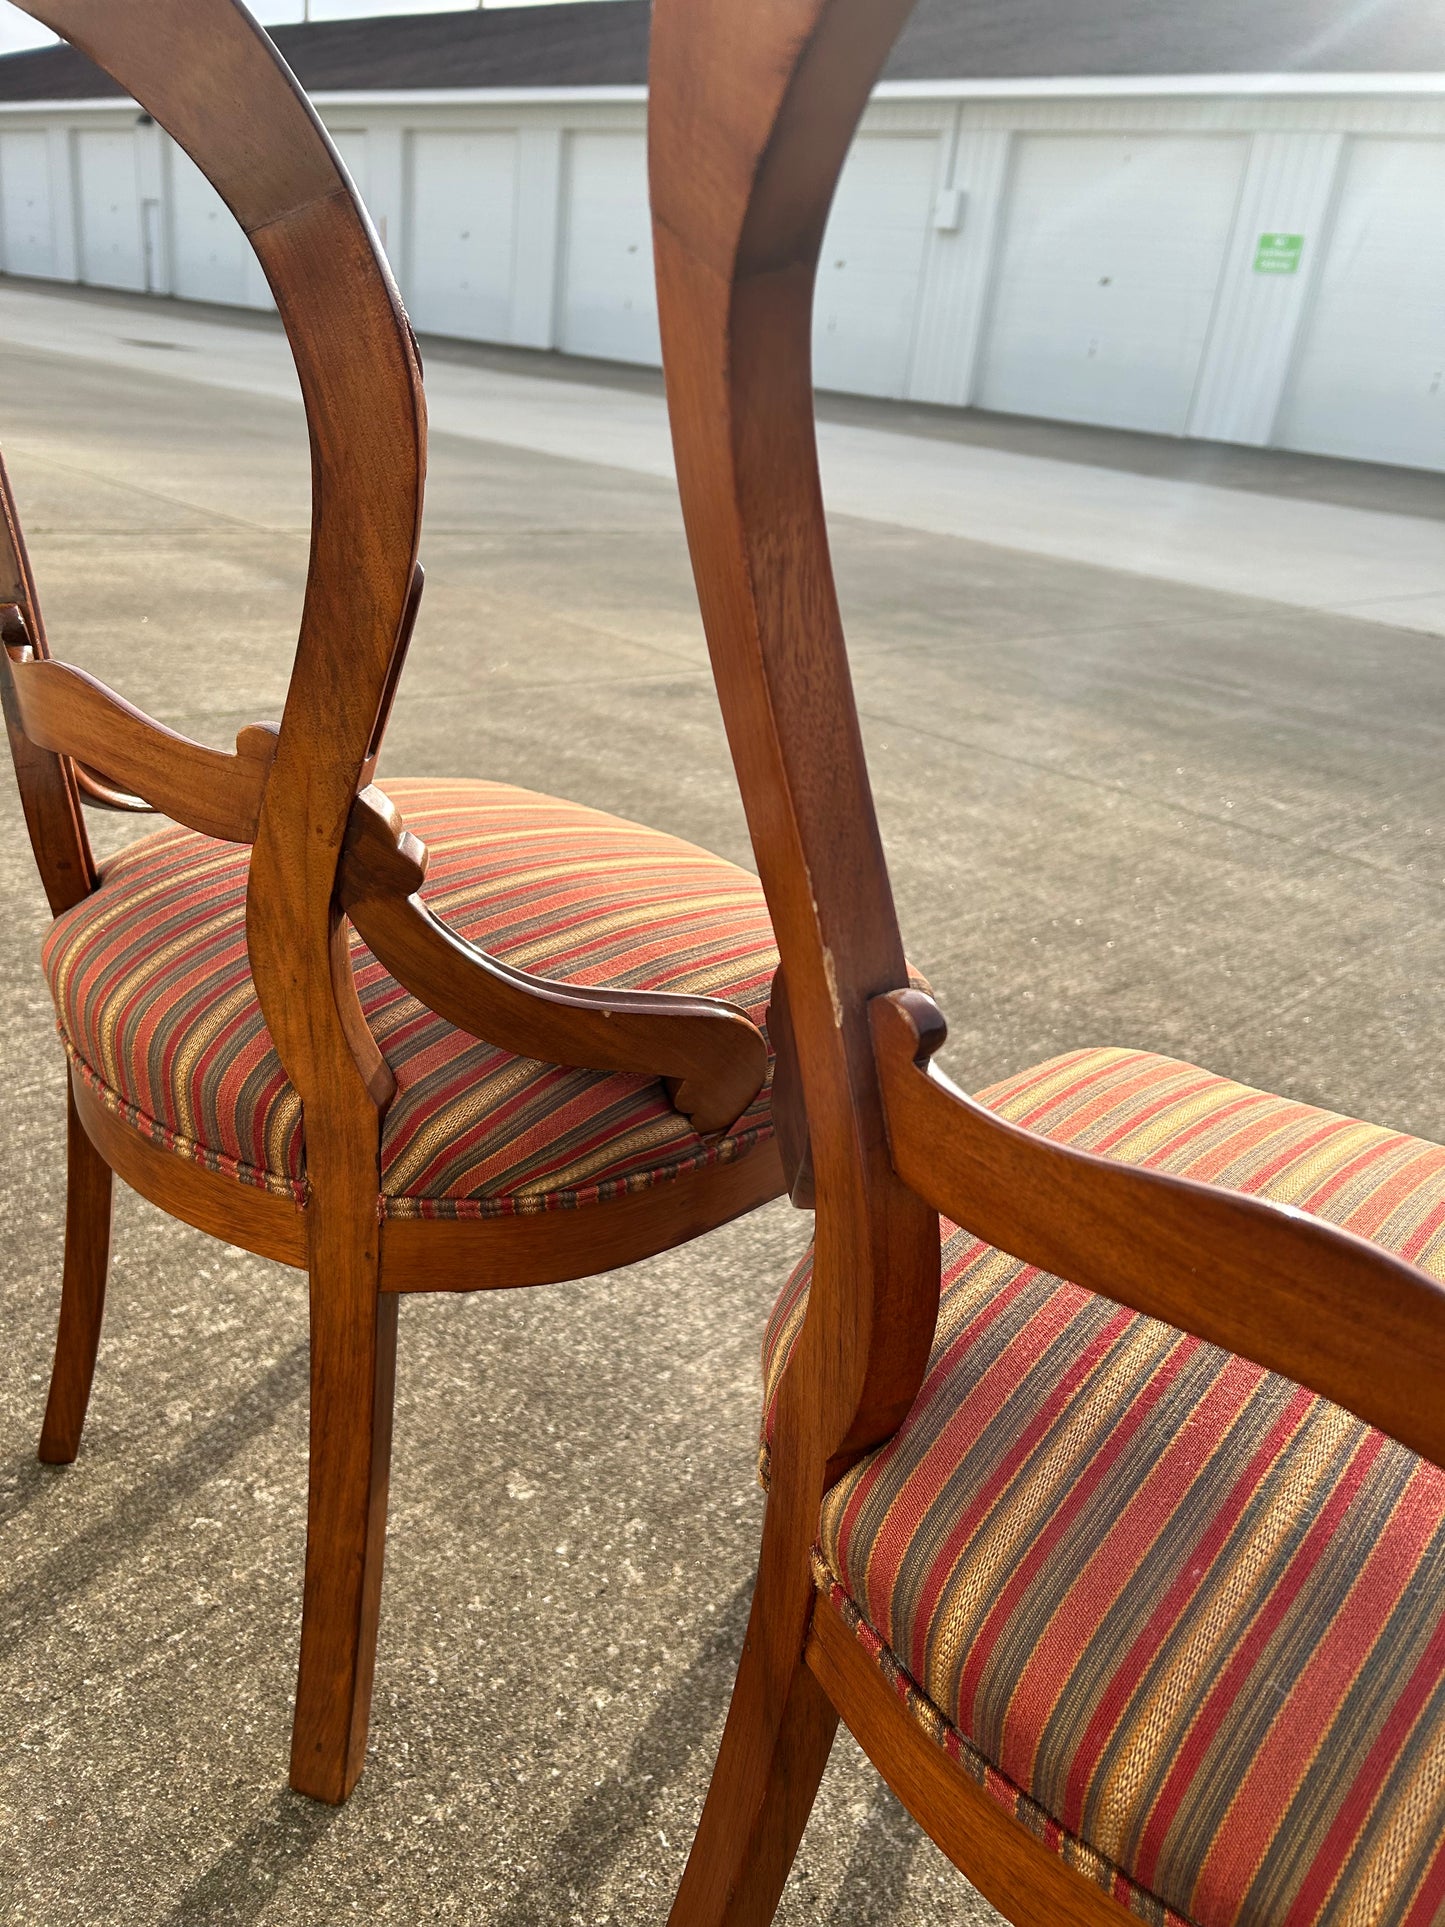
[
  {"left": 560, "top": 132, "right": 659, "bottom": 365},
  {"left": 169, "top": 140, "right": 272, "bottom": 309},
  {"left": 330, "top": 130, "right": 369, "bottom": 206},
  {"left": 406, "top": 131, "right": 517, "bottom": 342},
  {"left": 171, "top": 143, "right": 247, "bottom": 305},
  {"left": 76, "top": 129, "right": 145, "bottom": 292},
  {"left": 1279, "top": 140, "right": 1445, "bottom": 471},
  {"left": 980, "top": 134, "right": 1246, "bottom": 435},
  {"left": 0, "top": 131, "right": 55, "bottom": 278},
  {"left": 814, "top": 135, "right": 938, "bottom": 399}
]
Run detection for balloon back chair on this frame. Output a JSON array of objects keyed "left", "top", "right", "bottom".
[
  {"left": 650, "top": 2, "right": 1445, "bottom": 1922},
  {"left": 2, "top": 0, "right": 783, "bottom": 1805}
]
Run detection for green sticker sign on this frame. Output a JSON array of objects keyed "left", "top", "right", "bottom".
[{"left": 1255, "top": 232, "right": 1305, "bottom": 275}]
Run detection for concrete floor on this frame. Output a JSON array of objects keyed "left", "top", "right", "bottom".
[
  {"left": 3, "top": 289, "right": 1445, "bottom": 1925},
  {"left": 4, "top": 277, "right": 1445, "bottom": 634}
]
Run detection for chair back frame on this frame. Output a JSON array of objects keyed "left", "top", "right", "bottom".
[
  {"left": 0, "top": 0, "right": 792, "bottom": 1808},
  {"left": 652, "top": 4, "right": 1445, "bottom": 1917},
  {"left": 651, "top": 0, "right": 1445, "bottom": 1497},
  {"left": 651, "top": 0, "right": 941, "bottom": 1500},
  {"left": 0, "top": 0, "right": 427, "bottom": 1161}
]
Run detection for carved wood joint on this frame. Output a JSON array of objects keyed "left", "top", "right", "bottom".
[
  {"left": 869, "top": 986, "right": 948, "bottom": 1078},
  {"left": 339, "top": 785, "right": 771, "bottom": 1135}
]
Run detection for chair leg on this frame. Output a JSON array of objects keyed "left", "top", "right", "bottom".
[
  {"left": 670, "top": 1549, "right": 839, "bottom": 1927},
  {"left": 288, "top": 1214, "right": 398, "bottom": 1806},
  {"left": 38, "top": 1075, "right": 115, "bottom": 1465}
]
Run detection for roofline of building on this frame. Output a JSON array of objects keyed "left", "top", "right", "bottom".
[{"left": 3, "top": 71, "right": 1445, "bottom": 116}]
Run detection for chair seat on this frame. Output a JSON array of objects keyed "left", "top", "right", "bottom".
[
  {"left": 761, "top": 1049, "right": 1445, "bottom": 1927},
  {"left": 43, "top": 777, "right": 778, "bottom": 1218}
]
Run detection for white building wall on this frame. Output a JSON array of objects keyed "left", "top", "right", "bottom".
[
  {"left": 1188, "top": 130, "right": 1346, "bottom": 445},
  {"left": 558, "top": 128, "right": 657, "bottom": 363},
  {"left": 975, "top": 129, "right": 1250, "bottom": 436},
  {"left": 511, "top": 124, "right": 563, "bottom": 349},
  {"left": 2, "top": 86, "right": 1445, "bottom": 469},
  {"left": 44, "top": 123, "right": 78, "bottom": 281},
  {"left": 357, "top": 122, "right": 404, "bottom": 270},
  {"left": 134, "top": 117, "right": 168, "bottom": 295},
  {"left": 908, "top": 116, "right": 1010, "bottom": 407},
  {"left": 405, "top": 128, "right": 519, "bottom": 341},
  {"left": 813, "top": 125, "right": 943, "bottom": 397}
]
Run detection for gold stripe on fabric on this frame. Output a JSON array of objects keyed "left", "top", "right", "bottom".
[
  {"left": 1105, "top": 1084, "right": 1270, "bottom": 1166},
  {"left": 1089, "top": 1398, "right": 1351, "bottom": 1869},
  {"left": 1327, "top": 1611, "right": 1445, "bottom": 1926},
  {"left": 984, "top": 1050, "right": 1142, "bottom": 1124},
  {"left": 49, "top": 841, "right": 240, "bottom": 1029},
  {"left": 441, "top": 889, "right": 762, "bottom": 972},
  {"left": 920, "top": 1314, "right": 1176, "bottom": 1698},
  {"left": 653, "top": 952, "right": 777, "bottom": 999},
  {"left": 413, "top": 810, "right": 757, "bottom": 874},
  {"left": 380, "top": 1056, "right": 544, "bottom": 1194},
  {"left": 92, "top": 901, "right": 246, "bottom": 1095},
  {"left": 1241, "top": 1123, "right": 1400, "bottom": 1209},
  {"left": 168, "top": 978, "right": 263, "bottom": 1143},
  {"left": 265, "top": 1083, "right": 303, "bottom": 1182},
  {"left": 510, "top": 1111, "right": 687, "bottom": 1199},
  {"left": 421, "top": 829, "right": 739, "bottom": 872}
]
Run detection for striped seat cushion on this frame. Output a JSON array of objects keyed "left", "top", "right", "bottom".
[
  {"left": 42, "top": 778, "right": 777, "bottom": 1217},
  {"left": 761, "top": 1049, "right": 1445, "bottom": 1927}
]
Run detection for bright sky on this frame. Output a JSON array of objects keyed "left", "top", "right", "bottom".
[{"left": 0, "top": 1, "right": 595, "bottom": 57}]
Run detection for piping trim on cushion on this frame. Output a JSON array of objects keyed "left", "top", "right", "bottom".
[
  {"left": 62, "top": 1039, "right": 309, "bottom": 1205},
  {"left": 61, "top": 1034, "right": 775, "bottom": 1220},
  {"left": 810, "top": 1547, "right": 1198, "bottom": 1927},
  {"left": 378, "top": 1114, "right": 774, "bottom": 1219}
]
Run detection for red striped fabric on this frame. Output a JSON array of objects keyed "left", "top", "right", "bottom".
[
  {"left": 762, "top": 1049, "right": 1445, "bottom": 1927},
  {"left": 42, "top": 778, "right": 778, "bottom": 1216}
]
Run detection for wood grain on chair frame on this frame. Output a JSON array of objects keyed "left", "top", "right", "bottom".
[
  {"left": 1, "top": 0, "right": 783, "bottom": 1806},
  {"left": 649, "top": 1, "right": 1445, "bottom": 1922}
]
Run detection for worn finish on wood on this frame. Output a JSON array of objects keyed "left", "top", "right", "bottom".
[
  {"left": 3, "top": 0, "right": 784, "bottom": 1808},
  {"left": 37, "top": 1074, "right": 114, "bottom": 1464},
  {"left": 343, "top": 787, "right": 770, "bottom": 1134},
  {"left": 652, "top": 0, "right": 1445, "bottom": 1920}
]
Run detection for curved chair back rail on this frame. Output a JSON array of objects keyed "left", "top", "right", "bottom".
[
  {"left": 651, "top": 0, "right": 940, "bottom": 1481},
  {"left": 651, "top": 5, "right": 1445, "bottom": 1923},
  {"left": 0, "top": 0, "right": 771, "bottom": 1134},
  {"left": 0, "top": 0, "right": 426, "bottom": 1127},
  {"left": 650, "top": 0, "right": 1445, "bottom": 1494}
]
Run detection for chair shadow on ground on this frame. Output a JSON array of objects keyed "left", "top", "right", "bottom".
[
  {"left": 0, "top": 1343, "right": 308, "bottom": 1663},
  {"left": 155, "top": 1791, "right": 342, "bottom": 1927},
  {"left": 492, "top": 1575, "right": 922, "bottom": 1926},
  {"left": 5, "top": 1347, "right": 923, "bottom": 1922}
]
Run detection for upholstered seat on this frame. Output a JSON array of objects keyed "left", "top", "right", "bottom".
[
  {"left": 43, "top": 777, "right": 778, "bottom": 1219},
  {"left": 762, "top": 1050, "right": 1445, "bottom": 1927}
]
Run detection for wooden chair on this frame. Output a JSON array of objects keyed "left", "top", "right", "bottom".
[
  {"left": 1, "top": 0, "right": 784, "bottom": 1806},
  {"left": 650, "top": 3, "right": 1445, "bottom": 1922}
]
